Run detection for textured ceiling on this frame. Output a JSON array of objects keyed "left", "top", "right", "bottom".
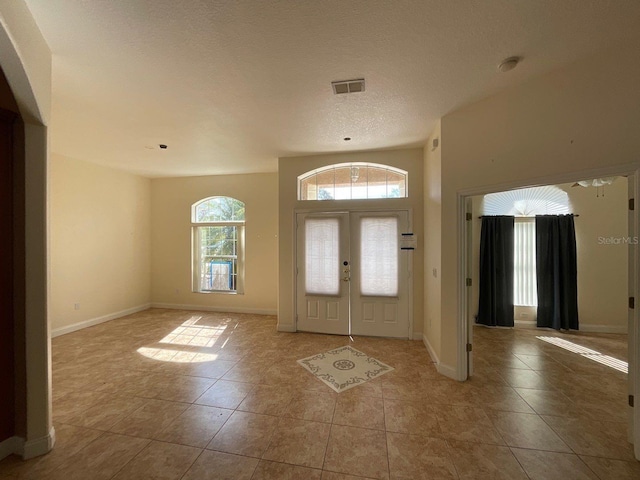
[{"left": 24, "top": 0, "right": 640, "bottom": 177}]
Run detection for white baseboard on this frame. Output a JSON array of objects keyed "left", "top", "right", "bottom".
[
  {"left": 151, "top": 303, "right": 277, "bottom": 316},
  {"left": 515, "top": 320, "right": 537, "bottom": 327},
  {"left": 411, "top": 332, "right": 423, "bottom": 341},
  {"left": 21, "top": 426, "right": 55, "bottom": 460},
  {"left": 436, "top": 362, "right": 459, "bottom": 381},
  {"left": 422, "top": 334, "right": 462, "bottom": 381},
  {"left": 0, "top": 436, "right": 23, "bottom": 461},
  {"left": 277, "top": 324, "right": 296, "bottom": 332},
  {"left": 422, "top": 334, "right": 439, "bottom": 364},
  {"left": 580, "top": 324, "right": 627, "bottom": 334},
  {"left": 514, "top": 320, "right": 627, "bottom": 334},
  {"left": 51, "top": 304, "right": 151, "bottom": 338}
]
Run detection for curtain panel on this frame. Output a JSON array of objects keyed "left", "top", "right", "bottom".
[
  {"left": 477, "top": 216, "right": 515, "bottom": 327},
  {"left": 535, "top": 215, "right": 579, "bottom": 330}
]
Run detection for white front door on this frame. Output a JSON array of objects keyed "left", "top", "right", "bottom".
[
  {"left": 296, "top": 210, "right": 411, "bottom": 338},
  {"left": 296, "top": 212, "right": 351, "bottom": 335}
]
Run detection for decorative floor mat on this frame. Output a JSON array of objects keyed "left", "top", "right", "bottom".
[{"left": 297, "top": 345, "right": 394, "bottom": 393}]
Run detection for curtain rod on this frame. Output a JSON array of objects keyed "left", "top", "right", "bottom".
[{"left": 477, "top": 214, "right": 580, "bottom": 218}]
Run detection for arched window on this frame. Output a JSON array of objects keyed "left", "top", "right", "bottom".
[
  {"left": 192, "top": 196, "right": 245, "bottom": 294},
  {"left": 482, "top": 186, "right": 572, "bottom": 307},
  {"left": 483, "top": 186, "right": 571, "bottom": 216},
  {"left": 298, "top": 163, "right": 408, "bottom": 200}
]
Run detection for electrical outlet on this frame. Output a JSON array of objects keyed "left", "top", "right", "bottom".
[{"left": 74, "top": 303, "right": 80, "bottom": 310}]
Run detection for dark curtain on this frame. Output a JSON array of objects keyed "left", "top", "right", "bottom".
[
  {"left": 535, "top": 215, "right": 579, "bottom": 330},
  {"left": 477, "top": 216, "right": 515, "bottom": 327}
]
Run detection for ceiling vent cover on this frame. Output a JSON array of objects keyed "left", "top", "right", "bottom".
[{"left": 332, "top": 78, "right": 365, "bottom": 94}]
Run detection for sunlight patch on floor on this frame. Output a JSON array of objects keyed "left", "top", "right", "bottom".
[
  {"left": 159, "top": 316, "right": 228, "bottom": 348},
  {"left": 137, "top": 346, "right": 219, "bottom": 363},
  {"left": 536, "top": 336, "right": 628, "bottom": 374}
]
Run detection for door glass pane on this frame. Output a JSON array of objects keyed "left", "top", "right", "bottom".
[
  {"left": 305, "top": 218, "right": 340, "bottom": 295},
  {"left": 360, "top": 217, "right": 398, "bottom": 296}
]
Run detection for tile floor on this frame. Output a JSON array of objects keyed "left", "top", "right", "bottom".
[{"left": 1, "top": 308, "right": 639, "bottom": 479}]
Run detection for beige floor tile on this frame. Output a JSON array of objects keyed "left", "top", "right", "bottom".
[
  {"left": 109, "top": 398, "right": 190, "bottom": 438},
  {"left": 284, "top": 389, "right": 337, "bottom": 423},
  {"left": 321, "top": 472, "right": 377, "bottom": 480},
  {"left": 324, "top": 425, "right": 389, "bottom": 479},
  {"left": 111, "top": 440, "right": 201, "bottom": 480},
  {"left": 0, "top": 424, "right": 103, "bottom": 478},
  {"left": 46, "top": 433, "right": 150, "bottom": 480},
  {"left": 383, "top": 398, "right": 440, "bottom": 437},
  {"left": 435, "top": 405, "right": 504, "bottom": 445},
  {"left": 207, "top": 410, "right": 279, "bottom": 458},
  {"left": 541, "top": 415, "right": 636, "bottom": 460},
  {"left": 236, "top": 384, "right": 294, "bottom": 416},
  {"left": 262, "top": 418, "right": 331, "bottom": 468},
  {"left": 579, "top": 455, "right": 640, "bottom": 480},
  {"left": 151, "top": 375, "right": 215, "bottom": 403},
  {"left": 53, "top": 390, "right": 105, "bottom": 423},
  {"left": 251, "top": 460, "right": 322, "bottom": 480},
  {"left": 333, "top": 394, "right": 385, "bottom": 430},
  {"left": 387, "top": 432, "right": 456, "bottom": 480},
  {"left": 470, "top": 385, "right": 535, "bottom": 413},
  {"left": 181, "top": 450, "right": 258, "bottom": 480},
  {"left": 447, "top": 440, "right": 527, "bottom": 479},
  {"left": 62, "top": 394, "right": 148, "bottom": 430},
  {"left": 487, "top": 411, "right": 571, "bottom": 452},
  {"left": 195, "top": 379, "right": 253, "bottom": 409},
  {"left": 154, "top": 404, "right": 232, "bottom": 447},
  {"left": 514, "top": 387, "right": 576, "bottom": 417},
  {"left": 499, "top": 368, "right": 549, "bottom": 389},
  {"left": 221, "top": 363, "right": 269, "bottom": 383},
  {"left": 34, "top": 311, "right": 632, "bottom": 480},
  {"left": 511, "top": 448, "right": 598, "bottom": 479}
]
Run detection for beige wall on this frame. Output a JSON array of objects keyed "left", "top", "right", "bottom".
[
  {"left": 469, "top": 178, "right": 628, "bottom": 333},
  {"left": 278, "top": 148, "right": 424, "bottom": 337},
  {"left": 151, "top": 173, "right": 278, "bottom": 313},
  {"left": 434, "top": 46, "right": 640, "bottom": 378},
  {"left": 50, "top": 154, "right": 151, "bottom": 332},
  {"left": 424, "top": 123, "right": 442, "bottom": 358},
  {"left": 565, "top": 179, "right": 629, "bottom": 332}
]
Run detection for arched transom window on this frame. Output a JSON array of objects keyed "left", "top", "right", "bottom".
[
  {"left": 191, "top": 196, "right": 245, "bottom": 294},
  {"left": 298, "top": 163, "right": 408, "bottom": 200}
]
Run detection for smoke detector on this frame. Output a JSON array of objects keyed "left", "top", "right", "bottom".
[{"left": 332, "top": 78, "right": 365, "bottom": 94}]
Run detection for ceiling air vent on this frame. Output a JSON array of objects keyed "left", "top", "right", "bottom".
[{"left": 332, "top": 78, "right": 365, "bottom": 94}]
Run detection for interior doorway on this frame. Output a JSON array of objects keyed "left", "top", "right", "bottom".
[
  {"left": 295, "top": 210, "right": 411, "bottom": 338},
  {"left": 460, "top": 170, "right": 640, "bottom": 460}
]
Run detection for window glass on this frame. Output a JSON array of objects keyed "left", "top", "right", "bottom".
[
  {"left": 360, "top": 217, "right": 398, "bottom": 296},
  {"left": 305, "top": 218, "right": 340, "bottom": 295},
  {"left": 192, "top": 197, "right": 245, "bottom": 294},
  {"left": 298, "top": 163, "right": 407, "bottom": 201}
]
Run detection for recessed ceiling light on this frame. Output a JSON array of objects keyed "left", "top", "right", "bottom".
[{"left": 498, "top": 56, "right": 520, "bottom": 73}]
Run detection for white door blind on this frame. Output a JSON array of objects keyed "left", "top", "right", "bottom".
[
  {"left": 305, "top": 218, "right": 340, "bottom": 295},
  {"left": 514, "top": 220, "right": 538, "bottom": 306},
  {"left": 360, "top": 217, "right": 398, "bottom": 296}
]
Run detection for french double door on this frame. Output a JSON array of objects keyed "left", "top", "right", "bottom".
[{"left": 295, "top": 210, "right": 411, "bottom": 338}]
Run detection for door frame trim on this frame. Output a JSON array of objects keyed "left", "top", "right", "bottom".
[{"left": 294, "top": 207, "right": 414, "bottom": 338}]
